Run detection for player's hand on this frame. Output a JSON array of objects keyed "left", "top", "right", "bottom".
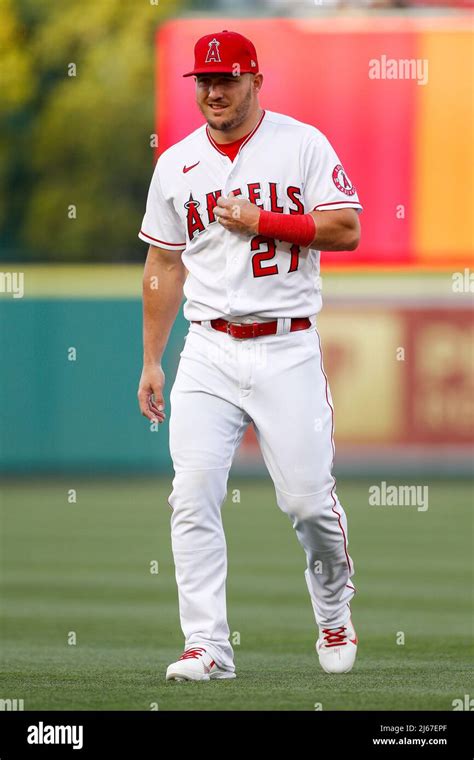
[
  {"left": 137, "top": 364, "right": 166, "bottom": 424},
  {"left": 214, "top": 191, "right": 260, "bottom": 236}
]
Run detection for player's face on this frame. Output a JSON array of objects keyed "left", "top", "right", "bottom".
[{"left": 195, "top": 73, "right": 256, "bottom": 132}]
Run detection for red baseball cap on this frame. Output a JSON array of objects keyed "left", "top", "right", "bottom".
[{"left": 183, "top": 30, "right": 259, "bottom": 78}]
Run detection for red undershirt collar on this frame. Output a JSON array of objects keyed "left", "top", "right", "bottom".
[
  {"left": 215, "top": 133, "right": 252, "bottom": 162},
  {"left": 206, "top": 110, "right": 266, "bottom": 162}
]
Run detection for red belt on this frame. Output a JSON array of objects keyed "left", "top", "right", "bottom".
[{"left": 191, "top": 317, "right": 311, "bottom": 340}]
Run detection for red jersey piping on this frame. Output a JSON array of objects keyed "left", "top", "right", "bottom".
[{"left": 140, "top": 230, "right": 185, "bottom": 248}]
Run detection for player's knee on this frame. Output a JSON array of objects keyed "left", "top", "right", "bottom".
[
  {"left": 168, "top": 468, "right": 227, "bottom": 518},
  {"left": 275, "top": 487, "right": 332, "bottom": 522}
]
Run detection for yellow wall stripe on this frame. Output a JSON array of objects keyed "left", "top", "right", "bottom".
[{"left": 415, "top": 31, "right": 474, "bottom": 261}]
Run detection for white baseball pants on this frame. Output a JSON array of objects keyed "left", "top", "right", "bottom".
[{"left": 167, "top": 318, "right": 356, "bottom": 673}]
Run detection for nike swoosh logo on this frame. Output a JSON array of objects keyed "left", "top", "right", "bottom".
[{"left": 183, "top": 162, "right": 200, "bottom": 174}]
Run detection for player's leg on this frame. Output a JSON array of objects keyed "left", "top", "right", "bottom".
[
  {"left": 243, "top": 326, "right": 356, "bottom": 632},
  {"left": 167, "top": 325, "right": 251, "bottom": 676}
]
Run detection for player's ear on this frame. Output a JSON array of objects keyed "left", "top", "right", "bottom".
[{"left": 253, "top": 73, "right": 263, "bottom": 95}]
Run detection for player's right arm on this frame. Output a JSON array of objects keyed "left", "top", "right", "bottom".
[{"left": 137, "top": 244, "right": 187, "bottom": 423}]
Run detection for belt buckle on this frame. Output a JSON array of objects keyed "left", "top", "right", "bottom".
[
  {"left": 226, "top": 321, "right": 240, "bottom": 339},
  {"left": 226, "top": 320, "right": 262, "bottom": 339}
]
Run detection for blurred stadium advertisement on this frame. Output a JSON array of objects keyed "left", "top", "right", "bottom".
[{"left": 237, "top": 300, "right": 474, "bottom": 476}]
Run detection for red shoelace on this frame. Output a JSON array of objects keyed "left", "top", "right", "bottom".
[
  {"left": 178, "top": 647, "right": 207, "bottom": 660},
  {"left": 321, "top": 626, "right": 347, "bottom": 647}
]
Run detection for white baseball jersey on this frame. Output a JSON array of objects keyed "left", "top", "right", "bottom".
[{"left": 138, "top": 110, "right": 362, "bottom": 323}]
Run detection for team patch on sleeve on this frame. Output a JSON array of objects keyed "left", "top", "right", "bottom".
[{"left": 332, "top": 164, "right": 356, "bottom": 196}]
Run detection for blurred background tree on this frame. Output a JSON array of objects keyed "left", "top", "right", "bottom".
[{"left": 0, "top": 0, "right": 182, "bottom": 262}]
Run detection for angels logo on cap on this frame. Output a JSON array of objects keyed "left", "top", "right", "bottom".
[
  {"left": 183, "top": 30, "right": 259, "bottom": 77},
  {"left": 205, "top": 39, "right": 221, "bottom": 64}
]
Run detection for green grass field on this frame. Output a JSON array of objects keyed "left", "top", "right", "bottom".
[{"left": 1, "top": 477, "right": 472, "bottom": 711}]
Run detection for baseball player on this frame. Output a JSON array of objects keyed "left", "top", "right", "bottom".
[{"left": 137, "top": 30, "right": 362, "bottom": 681}]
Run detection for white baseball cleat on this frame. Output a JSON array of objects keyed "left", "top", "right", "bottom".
[
  {"left": 166, "top": 647, "right": 236, "bottom": 682},
  {"left": 316, "top": 618, "right": 358, "bottom": 674}
]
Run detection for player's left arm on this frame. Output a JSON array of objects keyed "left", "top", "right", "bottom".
[
  {"left": 214, "top": 195, "right": 360, "bottom": 251},
  {"left": 307, "top": 208, "right": 360, "bottom": 251}
]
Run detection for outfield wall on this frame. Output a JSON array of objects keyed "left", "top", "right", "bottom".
[{"left": 1, "top": 266, "right": 472, "bottom": 476}]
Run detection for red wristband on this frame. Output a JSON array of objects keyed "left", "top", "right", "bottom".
[{"left": 257, "top": 210, "right": 316, "bottom": 247}]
